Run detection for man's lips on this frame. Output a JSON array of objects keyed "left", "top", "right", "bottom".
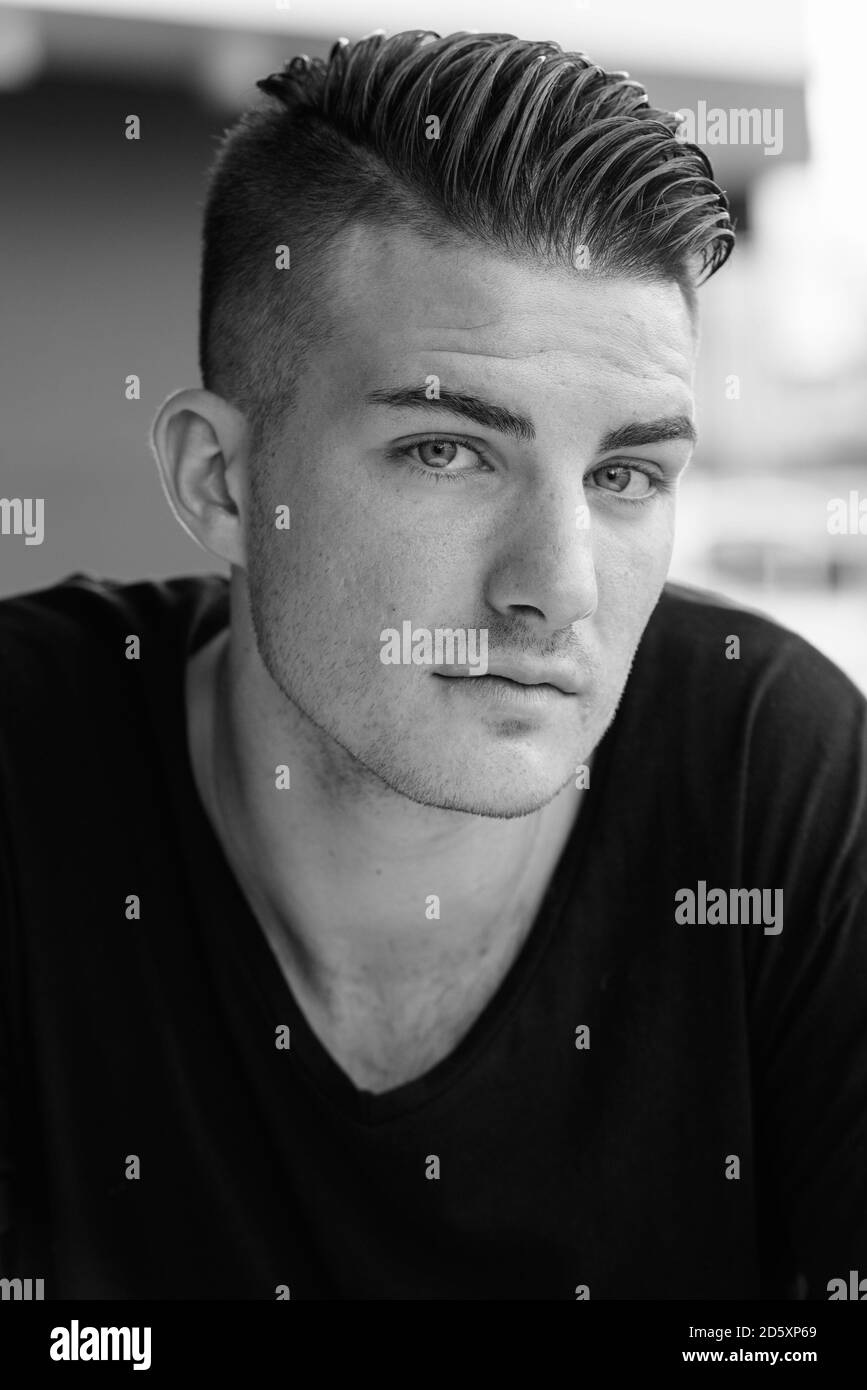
[{"left": 432, "top": 660, "right": 582, "bottom": 695}]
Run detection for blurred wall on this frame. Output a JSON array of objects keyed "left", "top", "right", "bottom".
[{"left": 1, "top": 72, "right": 222, "bottom": 592}]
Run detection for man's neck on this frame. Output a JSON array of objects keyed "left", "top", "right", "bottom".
[{"left": 185, "top": 623, "right": 587, "bottom": 1022}]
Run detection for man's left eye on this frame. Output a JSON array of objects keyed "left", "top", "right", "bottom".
[{"left": 591, "top": 464, "right": 655, "bottom": 498}]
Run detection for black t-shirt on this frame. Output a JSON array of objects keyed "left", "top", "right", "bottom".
[{"left": 0, "top": 571, "right": 865, "bottom": 1301}]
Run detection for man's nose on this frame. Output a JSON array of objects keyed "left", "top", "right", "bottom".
[{"left": 483, "top": 481, "right": 598, "bottom": 631}]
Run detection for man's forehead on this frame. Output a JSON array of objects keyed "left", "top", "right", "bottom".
[{"left": 327, "top": 222, "right": 695, "bottom": 383}]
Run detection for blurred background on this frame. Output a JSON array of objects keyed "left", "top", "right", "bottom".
[{"left": 1, "top": 0, "right": 865, "bottom": 688}]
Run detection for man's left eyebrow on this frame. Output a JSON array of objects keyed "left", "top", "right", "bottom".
[{"left": 598, "top": 416, "right": 697, "bottom": 451}]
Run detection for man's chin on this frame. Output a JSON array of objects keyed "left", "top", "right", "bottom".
[{"left": 366, "top": 757, "right": 578, "bottom": 820}]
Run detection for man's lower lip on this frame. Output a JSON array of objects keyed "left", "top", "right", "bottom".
[{"left": 433, "top": 674, "right": 573, "bottom": 703}]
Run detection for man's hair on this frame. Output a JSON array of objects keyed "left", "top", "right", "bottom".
[{"left": 199, "top": 29, "right": 734, "bottom": 455}]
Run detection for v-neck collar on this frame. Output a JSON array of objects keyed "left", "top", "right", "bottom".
[{"left": 174, "top": 574, "right": 616, "bottom": 1126}]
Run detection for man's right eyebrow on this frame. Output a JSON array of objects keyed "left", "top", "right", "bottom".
[{"left": 364, "top": 386, "right": 536, "bottom": 443}]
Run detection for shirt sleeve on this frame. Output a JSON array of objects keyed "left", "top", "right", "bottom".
[
  {"left": 0, "top": 753, "right": 17, "bottom": 1279},
  {"left": 740, "top": 631, "right": 867, "bottom": 1299}
]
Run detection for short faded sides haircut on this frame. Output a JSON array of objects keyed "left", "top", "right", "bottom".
[{"left": 199, "top": 29, "right": 735, "bottom": 455}]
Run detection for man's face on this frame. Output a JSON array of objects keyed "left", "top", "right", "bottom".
[{"left": 244, "top": 226, "right": 697, "bottom": 817}]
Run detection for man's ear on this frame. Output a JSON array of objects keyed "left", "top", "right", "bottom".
[{"left": 149, "top": 388, "right": 249, "bottom": 567}]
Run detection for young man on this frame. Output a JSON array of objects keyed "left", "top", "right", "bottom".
[{"left": 1, "top": 30, "right": 865, "bottom": 1301}]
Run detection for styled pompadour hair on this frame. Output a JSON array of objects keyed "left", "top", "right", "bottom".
[{"left": 199, "top": 29, "right": 734, "bottom": 454}]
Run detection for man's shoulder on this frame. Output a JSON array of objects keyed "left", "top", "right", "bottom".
[
  {"left": 653, "top": 577, "right": 809, "bottom": 660},
  {"left": 0, "top": 570, "right": 229, "bottom": 675},
  {"left": 0, "top": 571, "right": 230, "bottom": 744},
  {"left": 642, "top": 580, "right": 867, "bottom": 865},
  {"left": 648, "top": 578, "right": 865, "bottom": 711},
  {"left": 636, "top": 581, "right": 867, "bottom": 910}
]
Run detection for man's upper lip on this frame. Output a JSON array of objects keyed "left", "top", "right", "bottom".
[{"left": 440, "top": 660, "right": 582, "bottom": 694}]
